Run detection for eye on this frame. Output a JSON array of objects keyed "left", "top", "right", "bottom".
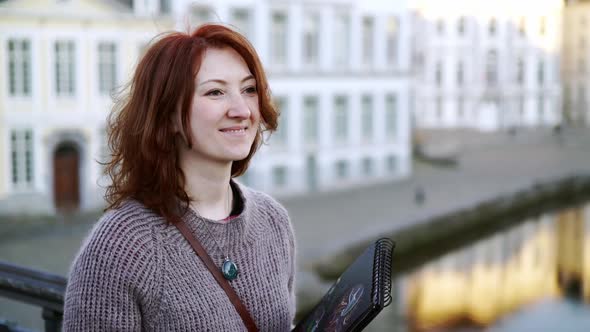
[
  {"left": 243, "top": 86, "right": 257, "bottom": 95},
  {"left": 205, "top": 89, "right": 223, "bottom": 97}
]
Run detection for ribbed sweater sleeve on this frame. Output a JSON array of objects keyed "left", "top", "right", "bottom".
[
  {"left": 253, "top": 191, "right": 297, "bottom": 319},
  {"left": 63, "top": 206, "right": 161, "bottom": 331}
]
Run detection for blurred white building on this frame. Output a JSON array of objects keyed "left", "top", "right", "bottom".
[
  {"left": 0, "top": 0, "right": 175, "bottom": 214},
  {"left": 411, "top": 0, "right": 563, "bottom": 131},
  {"left": 0, "top": 0, "right": 413, "bottom": 214},
  {"left": 170, "top": 0, "right": 414, "bottom": 195},
  {"left": 563, "top": 0, "right": 590, "bottom": 126}
]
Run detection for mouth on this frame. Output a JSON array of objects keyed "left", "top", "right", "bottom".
[{"left": 219, "top": 126, "right": 248, "bottom": 135}]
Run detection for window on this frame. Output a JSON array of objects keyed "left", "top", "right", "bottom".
[
  {"left": 98, "top": 42, "right": 117, "bottom": 95},
  {"left": 191, "top": 6, "right": 212, "bottom": 25},
  {"left": 159, "top": 0, "right": 171, "bottom": 14},
  {"left": 303, "top": 96, "right": 319, "bottom": 145},
  {"left": 271, "top": 11, "right": 288, "bottom": 66},
  {"left": 489, "top": 18, "right": 497, "bottom": 36},
  {"left": 486, "top": 50, "right": 497, "bottom": 87},
  {"left": 519, "top": 17, "right": 526, "bottom": 36},
  {"left": 362, "top": 157, "right": 373, "bottom": 176},
  {"left": 458, "top": 97, "right": 464, "bottom": 119},
  {"left": 386, "top": 16, "right": 398, "bottom": 66},
  {"left": 7, "top": 39, "right": 31, "bottom": 97},
  {"left": 55, "top": 40, "right": 75, "bottom": 96},
  {"left": 436, "top": 96, "right": 443, "bottom": 120},
  {"left": 272, "top": 166, "right": 287, "bottom": 188},
  {"left": 303, "top": 12, "right": 320, "bottom": 66},
  {"left": 98, "top": 126, "right": 110, "bottom": 167},
  {"left": 335, "top": 160, "right": 349, "bottom": 179},
  {"left": 539, "top": 16, "right": 546, "bottom": 35},
  {"left": 385, "top": 94, "right": 397, "bottom": 140},
  {"left": 333, "top": 12, "right": 350, "bottom": 67},
  {"left": 231, "top": 8, "right": 251, "bottom": 38},
  {"left": 10, "top": 129, "right": 34, "bottom": 189},
  {"left": 519, "top": 96, "right": 526, "bottom": 118},
  {"left": 516, "top": 58, "right": 525, "bottom": 84},
  {"left": 361, "top": 17, "right": 374, "bottom": 66},
  {"left": 457, "top": 16, "right": 465, "bottom": 35},
  {"left": 436, "top": 18, "right": 444, "bottom": 35},
  {"left": 457, "top": 61, "right": 464, "bottom": 86},
  {"left": 334, "top": 96, "right": 348, "bottom": 142},
  {"left": 435, "top": 62, "right": 442, "bottom": 86},
  {"left": 537, "top": 61, "right": 544, "bottom": 85},
  {"left": 386, "top": 155, "right": 397, "bottom": 173},
  {"left": 273, "top": 97, "right": 288, "bottom": 146},
  {"left": 361, "top": 95, "right": 373, "bottom": 141}
]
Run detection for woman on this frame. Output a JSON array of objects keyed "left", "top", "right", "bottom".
[{"left": 63, "top": 24, "right": 296, "bottom": 331}]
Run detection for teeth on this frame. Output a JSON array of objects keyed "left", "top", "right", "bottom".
[{"left": 223, "top": 129, "right": 245, "bottom": 133}]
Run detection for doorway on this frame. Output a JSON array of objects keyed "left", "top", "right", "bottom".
[{"left": 53, "top": 142, "right": 80, "bottom": 212}]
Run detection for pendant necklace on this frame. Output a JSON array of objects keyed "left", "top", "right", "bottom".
[{"left": 193, "top": 184, "right": 239, "bottom": 281}]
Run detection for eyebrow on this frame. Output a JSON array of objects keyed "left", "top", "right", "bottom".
[{"left": 198, "top": 75, "right": 255, "bottom": 86}]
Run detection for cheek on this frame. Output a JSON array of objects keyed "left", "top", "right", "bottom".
[
  {"left": 191, "top": 100, "right": 219, "bottom": 126},
  {"left": 249, "top": 99, "right": 261, "bottom": 122}
]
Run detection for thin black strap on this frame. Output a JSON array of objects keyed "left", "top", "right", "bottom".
[{"left": 175, "top": 221, "right": 259, "bottom": 332}]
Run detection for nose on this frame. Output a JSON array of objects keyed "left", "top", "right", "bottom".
[{"left": 227, "top": 94, "right": 251, "bottom": 119}]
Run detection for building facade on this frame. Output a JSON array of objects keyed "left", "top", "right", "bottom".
[
  {"left": 563, "top": 0, "right": 590, "bottom": 126},
  {"left": 169, "top": 0, "right": 413, "bottom": 195},
  {"left": 0, "top": 0, "right": 413, "bottom": 214},
  {"left": 411, "top": 0, "right": 563, "bottom": 131},
  {"left": 0, "top": 0, "right": 174, "bottom": 214}
]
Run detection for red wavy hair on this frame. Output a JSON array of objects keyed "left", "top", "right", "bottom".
[{"left": 104, "top": 24, "right": 278, "bottom": 224}]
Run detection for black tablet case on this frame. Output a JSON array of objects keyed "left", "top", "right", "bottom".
[{"left": 293, "top": 238, "right": 395, "bottom": 332}]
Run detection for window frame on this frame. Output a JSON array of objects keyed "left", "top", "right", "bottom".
[
  {"left": 10, "top": 128, "right": 35, "bottom": 191},
  {"left": 54, "top": 40, "right": 76, "bottom": 97},
  {"left": 7, "top": 38, "right": 32, "bottom": 97}
]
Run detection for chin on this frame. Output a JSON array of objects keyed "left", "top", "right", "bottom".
[{"left": 225, "top": 150, "right": 251, "bottom": 161}]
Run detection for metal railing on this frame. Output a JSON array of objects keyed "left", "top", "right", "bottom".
[{"left": 0, "top": 260, "right": 65, "bottom": 332}]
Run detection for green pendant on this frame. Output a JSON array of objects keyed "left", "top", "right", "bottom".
[{"left": 222, "top": 258, "right": 239, "bottom": 281}]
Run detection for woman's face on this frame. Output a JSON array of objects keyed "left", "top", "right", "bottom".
[{"left": 182, "top": 47, "right": 260, "bottom": 166}]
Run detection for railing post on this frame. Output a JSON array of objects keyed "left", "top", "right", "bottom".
[
  {"left": 0, "top": 322, "right": 10, "bottom": 332},
  {"left": 42, "top": 308, "right": 62, "bottom": 332}
]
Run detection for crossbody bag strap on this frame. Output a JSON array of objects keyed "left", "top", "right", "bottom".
[{"left": 174, "top": 221, "right": 259, "bottom": 332}]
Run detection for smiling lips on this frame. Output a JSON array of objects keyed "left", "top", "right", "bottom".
[{"left": 220, "top": 126, "right": 248, "bottom": 136}]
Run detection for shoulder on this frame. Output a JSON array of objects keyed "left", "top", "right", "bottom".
[
  {"left": 240, "top": 184, "right": 290, "bottom": 223},
  {"left": 71, "top": 199, "right": 165, "bottom": 273},
  {"left": 64, "top": 200, "right": 165, "bottom": 324},
  {"left": 238, "top": 183, "right": 295, "bottom": 244},
  {"left": 90, "top": 200, "right": 164, "bottom": 246}
]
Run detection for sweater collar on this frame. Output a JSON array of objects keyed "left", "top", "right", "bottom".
[{"left": 181, "top": 180, "right": 263, "bottom": 253}]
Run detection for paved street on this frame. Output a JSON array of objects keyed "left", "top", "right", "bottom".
[
  {"left": 1, "top": 127, "right": 590, "bottom": 331},
  {"left": 284, "top": 127, "right": 590, "bottom": 263}
]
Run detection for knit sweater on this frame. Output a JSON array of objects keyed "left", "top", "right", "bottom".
[{"left": 63, "top": 182, "right": 296, "bottom": 331}]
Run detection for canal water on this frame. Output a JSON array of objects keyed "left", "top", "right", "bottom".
[
  {"left": 364, "top": 201, "right": 590, "bottom": 331},
  {"left": 1, "top": 202, "right": 590, "bottom": 331}
]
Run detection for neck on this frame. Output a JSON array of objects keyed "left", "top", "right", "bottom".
[{"left": 180, "top": 153, "right": 233, "bottom": 221}]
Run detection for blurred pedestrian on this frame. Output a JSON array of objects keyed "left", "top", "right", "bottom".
[
  {"left": 415, "top": 186, "right": 426, "bottom": 205},
  {"left": 553, "top": 124, "right": 564, "bottom": 146},
  {"left": 63, "top": 24, "right": 295, "bottom": 331}
]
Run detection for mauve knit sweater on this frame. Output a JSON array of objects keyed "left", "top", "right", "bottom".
[{"left": 63, "top": 183, "right": 296, "bottom": 331}]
